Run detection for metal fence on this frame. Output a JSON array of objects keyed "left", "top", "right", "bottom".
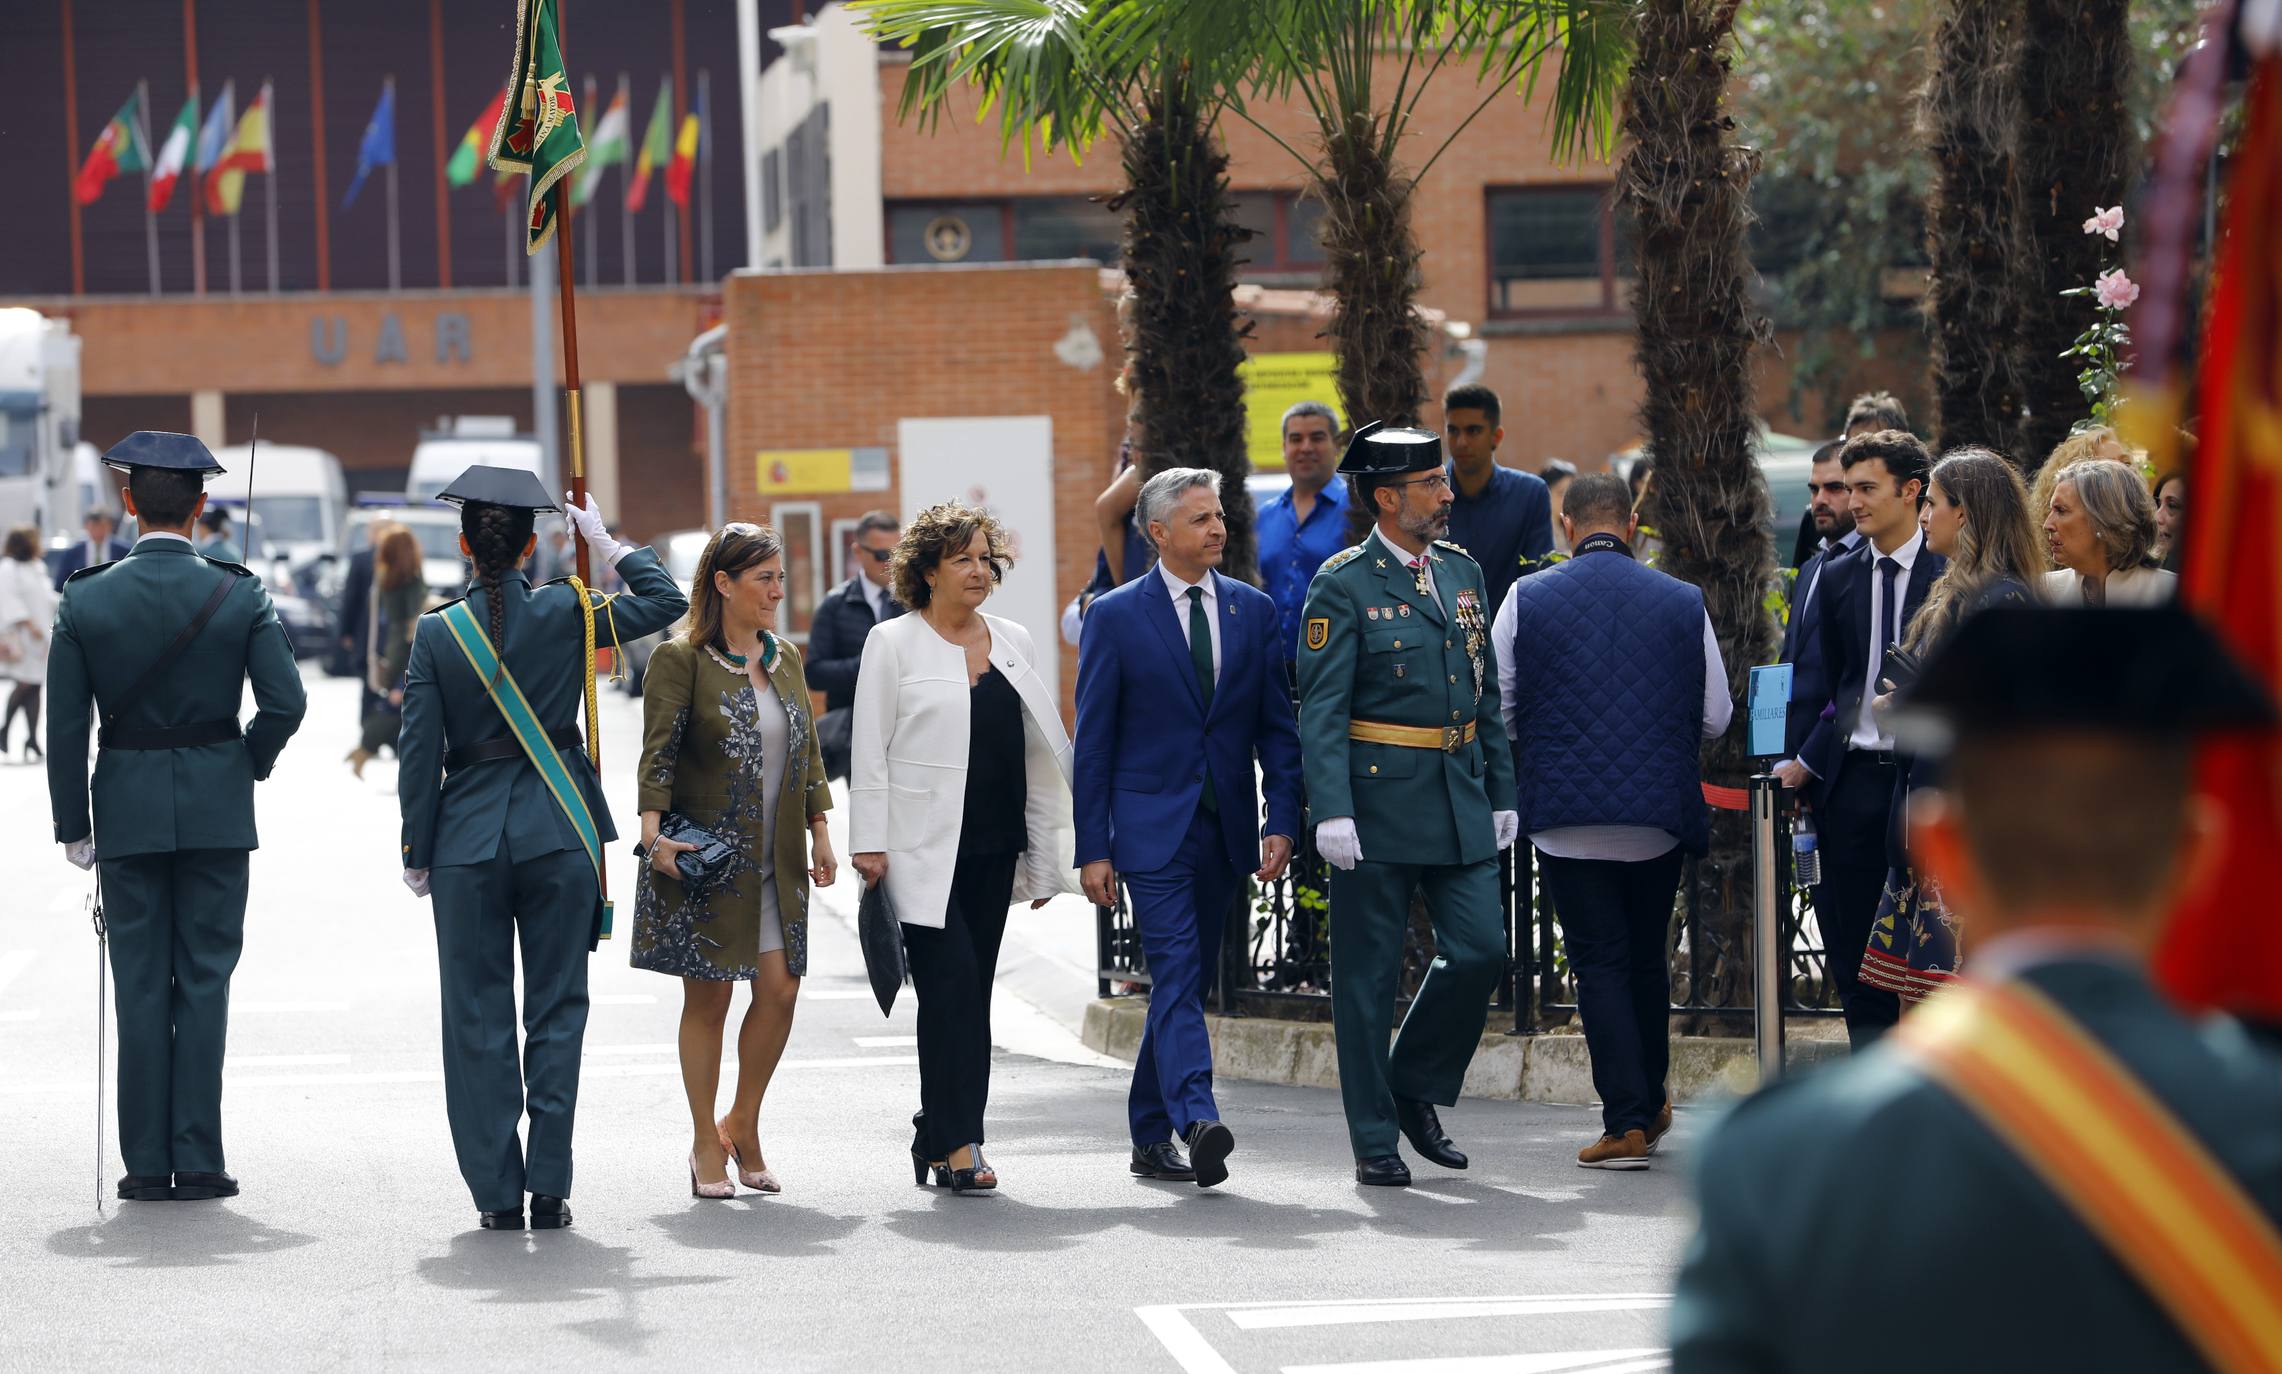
[{"left": 1094, "top": 798, "right": 1843, "bottom": 1030}]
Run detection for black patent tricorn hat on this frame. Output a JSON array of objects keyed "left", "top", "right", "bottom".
[
  {"left": 101, "top": 431, "right": 225, "bottom": 476},
  {"left": 434, "top": 464, "right": 558, "bottom": 512},
  {"left": 1336, "top": 419, "right": 1444, "bottom": 477}
]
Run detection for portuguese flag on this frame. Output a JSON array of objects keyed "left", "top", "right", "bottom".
[
  {"left": 487, "top": 0, "right": 586, "bottom": 253},
  {"left": 148, "top": 93, "right": 198, "bottom": 212},
  {"left": 664, "top": 110, "right": 700, "bottom": 210},
  {"left": 625, "top": 79, "right": 672, "bottom": 215},
  {"left": 74, "top": 90, "right": 148, "bottom": 206},
  {"left": 446, "top": 87, "right": 508, "bottom": 187}
]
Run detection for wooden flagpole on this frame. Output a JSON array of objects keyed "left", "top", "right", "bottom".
[{"left": 552, "top": 0, "right": 601, "bottom": 909}]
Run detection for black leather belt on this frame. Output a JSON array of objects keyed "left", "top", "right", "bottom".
[
  {"left": 445, "top": 726, "right": 586, "bottom": 774},
  {"left": 99, "top": 718, "right": 241, "bottom": 750},
  {"left": 1850, "top": 748, "right": 1898, "bottom": 767}
]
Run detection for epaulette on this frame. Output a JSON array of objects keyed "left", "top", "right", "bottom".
[
  {"left": 61, "top": 560, "right": 118, "bottom": 585},
  {"left": 1433, "top": 538, "right": 1476, "bottom": 561},
  {"left": 199, "top": 557, "right": 256, "bottom": 577},
  {"left": 1318, "top": 545, "right": 1367, "bottom": 574}
]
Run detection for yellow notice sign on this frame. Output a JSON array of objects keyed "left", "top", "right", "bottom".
[
  {"left": 757, "top": 449, "right": 854, "bottom": 494},
  {"left": 1239, "top": 351, "right": 1340, "bottom": 472}
]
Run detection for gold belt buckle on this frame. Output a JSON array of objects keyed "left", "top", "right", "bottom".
[{"left": 1442, "top": 725, "right": 1464, "bottom": 752}]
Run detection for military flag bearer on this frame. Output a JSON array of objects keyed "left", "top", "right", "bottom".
[
  {"left": 1297, "top": 421, "right": 1521, "bottom": 1186},
  {"left": 47, "top": 431, "right": 308, "bottom": 1203},
  {"left": 396, "top": 466, "right": 686, "bottom": 1232}
]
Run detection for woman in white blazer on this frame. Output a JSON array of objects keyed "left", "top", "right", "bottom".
[
  {"left": 2039, "top": 458, "right": 2178, "bottom": 607},
  {"left": 849, "top": 501, "right": 1078, "bottom": 1194}
]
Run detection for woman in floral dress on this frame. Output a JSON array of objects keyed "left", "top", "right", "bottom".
[{"left": 632, "top": 523, "right": 835, "bottom": 1199}]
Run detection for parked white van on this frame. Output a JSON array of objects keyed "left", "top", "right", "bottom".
[
  {"left": 407, "top": 417, "right": 543, "bottom": 502},
  {"left": 208, "top": 443, "right": 349, "bottom": 567}
]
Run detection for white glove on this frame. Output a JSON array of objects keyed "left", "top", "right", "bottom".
[
  {"left": 65, "top": 839, "right": 98, "bottom": 871},
  {"left": 1315, "top": 817, "right": 1363, "bottom": 871},
  {"left": 1493, "top": 810, "right": 1520, "bottom": 852},
  {"left": 402, "top": 868, "right": 431, "bottom": 899},
  {"left": 562, "top": 491, "right": 629, "bottom": 567}
]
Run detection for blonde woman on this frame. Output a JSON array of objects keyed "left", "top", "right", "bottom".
[{"left": 2040, "top": 458, "right": 2176, "bottom": 606}]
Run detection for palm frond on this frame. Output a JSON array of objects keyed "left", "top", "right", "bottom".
[{"left": 849, "top": 0, "right": 1137, "bottom": 163}]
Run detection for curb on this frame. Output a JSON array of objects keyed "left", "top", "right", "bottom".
[{"left": 1079, "top": 997, "right": 1851, "bottom": 1105}]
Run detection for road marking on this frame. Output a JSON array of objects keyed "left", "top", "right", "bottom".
[
  {"left": 227, "top": 1054, "right": 351, "bottom": 1068},
  {"left": 1283, "top": 1352, "right": 1667, "bottom": 1374},
  {"left": 1135, "top": 1306, "right": 1239, "bottom": 1374},
  {"left": 0, "top": 1009, "right": 38, "bottom": 1022},
  {"left": 0, "top": 949, "right": 36, "bottom": 1000},
  {"left": 1232, "top": 1298, "right": 1673, "bottom": 1330},
  {"left": 235, "top": 1000, "right": 352, "bottom": 1014},
  {"left": 593, "top": 993, "right": 657, "bottom": 1006},
  {"left": 50, "top": 887, "right": 86, "bottom": 912},
  {"left": 803, "top": 988, "right": 882, "bottom": 1001},
  {"left": 0, "top": 1054, "right": 918, "bottom": 1096},
  {"left": 1403, "top": 1188, "right": 1475, "bottom": 1205},
  {"left": 853, "top": 1035, "right": 918, "bottom": 1048}
]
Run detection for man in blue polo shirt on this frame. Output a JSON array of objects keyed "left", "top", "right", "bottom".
[
  {"left": 1255, "top": 400, "right": 1348, "bottom": 673},
  {"left": 1443, "top": 383, "right": 1553, "bottom": 621}
]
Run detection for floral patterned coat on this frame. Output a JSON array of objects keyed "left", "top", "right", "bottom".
[{"left": 631, "top": 634, "right": 831, "bottom": 979}]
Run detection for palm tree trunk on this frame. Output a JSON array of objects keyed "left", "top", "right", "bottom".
[
  {"left": 2011, "top": 0, "right": 2132, "bottom": 472},
  {"left": 1618, "top": 0, "right": 1775, "bottom": 1030},
  {"left": 1318, "top": 112, "right": 1427, "bottom": 542},
  {"left": 1119, "top": 69, "right": 1259, "bottom": 580},
  {"left": 1921, "top": 0, "right": 2027, "bottom": 458}
]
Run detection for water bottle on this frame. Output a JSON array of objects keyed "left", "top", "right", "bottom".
[{"left": 1792, "top": 810, "right": 1822, "bottom": 887}]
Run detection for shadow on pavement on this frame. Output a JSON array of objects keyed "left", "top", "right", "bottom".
[
  {"left": 415, "top": 1229, "right": 728, "bottom": 1354},
  {"left": 646, "top": 1200, "right": 866, "bottom": 1258},
  {"left": 46, "top": 1203, "right": 317, "bottom": 1269}
]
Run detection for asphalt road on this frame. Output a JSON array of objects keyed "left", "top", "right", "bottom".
[{"left": 1, "top": 667, "right": 1696, "bottom": 1372}]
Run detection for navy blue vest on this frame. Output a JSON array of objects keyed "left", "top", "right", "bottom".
[{"left": 1504, "top": 545, "right": 1710, "bottom": 854}]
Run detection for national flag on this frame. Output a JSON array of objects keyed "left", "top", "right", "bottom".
[
  {"left": 341, "top": 79, "right": 396, "bottom": 210},
  {"left": 2155, "top": 57, "right": 2282, "bottom": 1023},
  {"left": 625, "top": 79, "right": 672, "bottom": 215},
  {"left": 573, "top": 81, "right": 629, "bottom": 208},
  {"left": 664, "top": 110, "right": 700, "bottom": 210},
  {"left": 195, "top": 80, "right": 235, "bottom": 174},
  {"left": 487, "top": 0, "right": 587, "bottom": 253},
  {"left": 73, "top": 90, "right": 148, "bottom": 206},
  {"left": 205, "top": 81, "right": 272, "bottom": 216},
  {"left": 148, "top": 93, "right": 198, "bottom": 212},
  {"left": 446, "top": 87, "right": 508, "bottom": 188}
]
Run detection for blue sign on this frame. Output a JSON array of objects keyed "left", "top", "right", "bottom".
[{"left": 1748, "top": 663, "right": 1793, "bottom": 758}]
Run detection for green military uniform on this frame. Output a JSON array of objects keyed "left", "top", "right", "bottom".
[
  {"left": 46, "top": 431, "right": 307, "bottom": 1196},
  {"left": 396, "top": 466, "right": 687, "bottom": 1221},
  {"left": 1297, "top": 424, "right": 1518, "bottom": 1166}
]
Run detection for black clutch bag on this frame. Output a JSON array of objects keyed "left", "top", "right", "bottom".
[
  {"left": 858, "top": 878, "right": 907, "bottom": 1016},
  {"left": 644, "top": 812, "right": 738, "bottom": 900}
]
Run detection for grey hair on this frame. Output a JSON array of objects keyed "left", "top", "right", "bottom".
[
  {"left": 1281, "top": 399, "right": 1341, "bottom": 437},
  {"left": 1136, "top": 467, "right": 1223, "bottom": 549},
  {"left": 2053, "top": 458, "right": 2158, "bottom": 572}
]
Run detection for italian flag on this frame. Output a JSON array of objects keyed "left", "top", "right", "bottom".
[
  {"left": 74, "top": 90, "right": 148, "bottom": 206},
  {"left": 664, "top": 110, "right": 700, "bottom": 210},
  {"left": 148, "top": 94, "right": 198, "bottom": 212},
  {"left": 625, "top": 79, "right": 672, "bottom": 214},
  {"left": 573, "top": 82, "right": 629, "bottom": 208},
  {"left": 446, "top": 87, "right": 509, "bottom": 187},
  {"left": 205, "top": 81, "right": 274, "bottom": 216}
]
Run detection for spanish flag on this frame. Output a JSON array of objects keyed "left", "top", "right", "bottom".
[{"left": 205, "top": 81, "right": 273, "bottom": 216}]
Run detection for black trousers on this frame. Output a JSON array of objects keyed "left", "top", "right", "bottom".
[
  {"left": 1814, "top": 751, "right": 1903, "bottom": 1048},
  {"left": 1539, "top": 848, "right": 1684, "bottom": 1137},
  {"left": 903, "top": 848, "right": 1019, "bottom": 1159}
]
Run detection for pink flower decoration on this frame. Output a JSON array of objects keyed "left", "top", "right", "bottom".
[
  {"left": 2083, "top": 206, "right": 2125, "bottom": 241},
  {"left": 2094, "top": 268, "right": 2140, "bottom": 311}
]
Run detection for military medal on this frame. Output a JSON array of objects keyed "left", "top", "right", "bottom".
[
  {"left": 1398, "top": 605, "right": 1411, "bottom": 618},
  {"left": 1454, "top": 588, "right": 1487, "bottom": 700},
  {"left": 1368, "top": 607, "right": 1380, "bottom": 620}
]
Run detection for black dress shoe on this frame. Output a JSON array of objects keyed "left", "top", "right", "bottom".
[
  {"left": 1183, "top": 1119, "right": 1236, "bottom": 1189},
  {"left": 1355, "top": 1155, "right": 1412, "bottom": 1187},
  {"left": 529, "top": 1194, "right": 573, "bottom": 1230},
  {"left": 1129, "top": 1141, "right": 1196, "bottom": 1182},
  {"left": 478, "top": 1208, "right": 526, "bottom": 1231},
  {"left": 170, "top": 1171, "right": 240, "bottom": 1200},
  {"left": 116, "top": 1174, "right": 173, "bottom": 1202},
  {"left": 1395, "top": 1096, "right": 1468, "bottom": 1170}
]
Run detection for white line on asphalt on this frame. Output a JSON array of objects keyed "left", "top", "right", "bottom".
[
  {"left": 49, "top": 887, "right": 86, "bottom": 912},
  {"left": 802, "top": 988, "right": 881, "bottom": 1001},
  {"left": 1403, "top": 1188, "right": 1476, "bottom": 1206},
  {"left": 0, "top": 1009, "right": 38, "bottom": 1022},
  {"left": 1232, "top": 1297, "right": 1673, "bottom": 1330},
  {"left": 227, "top": 1054, "right": 351, "bottom": 1068},
  {"left": 593, "top": 993, "right": 657, "bottom": 1005},
  {"left": 0, "top": 949, "right": 36, "bottom": 1000},
  {"left": 2, "top": 1054, "right": 919, "bottom": 1097},
  {"left": 234, "top": 1000, "right": 353, "bottom": 1014},
  {"left": 1281, "top": 1352, "right": 1668, "bottom": 1374},
  {"left": 590, "top": 1043, "right": 677, "bottom": 1055},
  {"left": 852, "top": 1035, "right": 918, "bottom": 1048},
  {"left": 1134, "top": 1306, "right": 1240, "bottom": 1374}
]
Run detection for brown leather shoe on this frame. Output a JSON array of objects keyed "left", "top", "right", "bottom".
[
  {"left": 1645, "top": 1099, "right": 1674, "bottom": 1154},
  {"left": 1577, "top": 1130, "right": 1651, "bottom": 1170}
]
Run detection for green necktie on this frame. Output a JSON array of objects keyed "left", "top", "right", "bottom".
[{"left": 1186, "top": 585, "right": 1218, "bottom": 812}]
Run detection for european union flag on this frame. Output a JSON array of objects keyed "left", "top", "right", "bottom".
[{"left": 341, "top": 79, "right": 396, "bottom": 210}]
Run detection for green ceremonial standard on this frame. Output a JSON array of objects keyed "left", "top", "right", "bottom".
[{"left": 486, "top": 0, "right": 586, "bottom": 253}]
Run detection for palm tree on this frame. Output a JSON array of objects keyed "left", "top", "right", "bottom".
[
  {"left": 853, "top": 0, "right": 1262, "bottom": 578},
  {"left": 1176, "top": 0, "right": 1629, "bottom": 536},
  {"left": 1618, "top": 0, "right": 1774, "bottom": 1022}
]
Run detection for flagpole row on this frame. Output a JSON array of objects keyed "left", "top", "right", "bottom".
[
  {"left": 62, "top": 0, "right": 86, "bottom": 298},
  {"left": 139, "top": 80, "right": 160, "bottom": 296}
]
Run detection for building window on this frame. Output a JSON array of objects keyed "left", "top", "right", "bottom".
[
  {"left": 1231, "top": 190, "right": 1326, "bottom": 278},
  {"left": 885, "top": 196, "right": 1121, "bottom": 266},
  {"left": 1486, "top": 185, "right": 1626, "bottom": 317},
  {"left": 1013, "top": 197, "right": 1122, "bottom": 262}
]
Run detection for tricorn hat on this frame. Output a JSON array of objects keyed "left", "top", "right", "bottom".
[
  {"left": 434, "top": 464, "right": 558, "bottom": 512},
  {"left": 1336, "top": 420, "right": 1444, "bottom": 477},
  {"left": 101, "top": 431, "right": 225, "bottom": 476}
]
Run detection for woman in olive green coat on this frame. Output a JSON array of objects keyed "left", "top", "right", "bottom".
[
  {"left": 632, "top": 522, "right": 836, "bottom": 1199},
  {"left": 348, "top": 523, "right": 424, "bottom": 777}
]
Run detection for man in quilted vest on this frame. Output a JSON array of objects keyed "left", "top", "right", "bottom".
[{"left": 1492, "top": 472, "right": 1732, "bottom": 1170}]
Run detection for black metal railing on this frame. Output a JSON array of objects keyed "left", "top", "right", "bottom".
[{"left": 1096, "top": 797, "right": 1841, "bottom": 1029}]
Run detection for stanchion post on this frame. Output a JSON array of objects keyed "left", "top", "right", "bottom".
[{"left": 1750, "top": 773, "right": 1786, "bottom": 1084}]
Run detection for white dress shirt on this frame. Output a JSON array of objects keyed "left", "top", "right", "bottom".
[
  {"left": 860, "top": 572, "right": 893, "bottom": 622},
  {"left": 1372, "top": 525, "right": 1438, "bottom": 605},
  {"left": 1850, "top": 529, "right": 1924, "bottom": 752},
  {"left": 1157, "top": 562, "right": 1222, "bottom": 684},
  {"left": 134, "top": 531, "right": 192, "bottom": 548}
]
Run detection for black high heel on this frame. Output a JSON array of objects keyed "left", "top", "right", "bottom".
[{"left": 945, "top": 1144, "right": 997, "bottom": 1195}]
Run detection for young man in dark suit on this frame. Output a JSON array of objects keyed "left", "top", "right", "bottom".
[
  {"left": 1775, "top": 430, "right": 1945, "bottom": 1048},
  {"left": 51, "top": 507, "right": 131, "bottom": 589},
  {"left": 806, "top": 511, "right": 902, "bottom": 780},
  {"left": 1778, "top": 442, "right": 1860, "bottom": 760}
]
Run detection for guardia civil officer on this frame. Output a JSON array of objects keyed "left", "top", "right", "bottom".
[
  {"left": 46, "top": 431, "right": 307, "bottom": 1203},
  {"left": 396, "top": 466, "right": 687, "bottom": 1232},
  {"left": 1296, "top": 421, "right": 1520, "bottom": 1186}
]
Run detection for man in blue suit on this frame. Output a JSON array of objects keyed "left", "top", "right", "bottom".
[
  {"left": 1075, "top": 467, "right": 1303, "bottom": 1189},
  {"left": 51, "top": 507, "right": 131, "bottom": 590},
  {"left": 1778, "top": 442, "right": 1860, "bottom": 760}
]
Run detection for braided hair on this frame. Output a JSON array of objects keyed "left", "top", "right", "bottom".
[{"left": 461, "top": 499, "right": 536, "bottom": 684}]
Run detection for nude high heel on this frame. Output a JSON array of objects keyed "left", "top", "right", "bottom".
[
  {"left": 718, "top": 1121, "right": 781, "bottom": 1194},
  {"left": 689, "top": 1152, "right": 736, "bottom": 1200}
]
